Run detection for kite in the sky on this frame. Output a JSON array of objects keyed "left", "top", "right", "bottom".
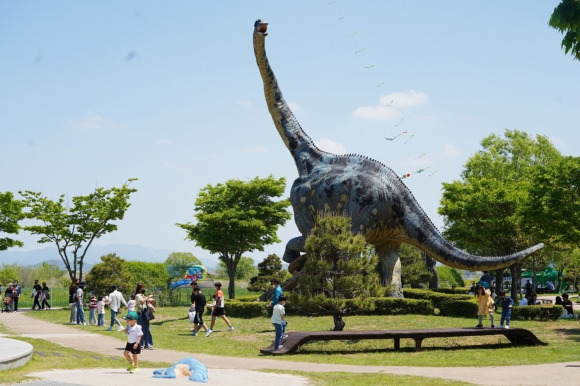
[
  {"left": 404, "top": 134, "right": 415, "bottom": 144},
  {"left": 376, "top": 82, "right": 385, "bottom": 87},
  {"left": 169, "top": 265, "right": 208, "bottom": 289},
  {"left": 385, "top": 130, "right": 408, "bottom": 141},
  {"left": 364, "top": 64, "right": 375, "bottom": 69},
  {"left": 346, "top": 31, "right": 357, "bottom": 36},
  {"left": 354, "top": 48, "right": 366, "bottom": 54},
  {"left": 429, "top": 170, "right": 438, "bottom": 177},
  {"left": 394, "top": 118, "right": 405, "bottom": 127},
  {"left": 415, "top": 153, "right": 427, "bottom": 159},
  {"left": 401, "top": 167, "right": 430, "bottom": 179}
]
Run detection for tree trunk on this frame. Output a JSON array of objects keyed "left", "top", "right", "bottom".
[
  {"left": 333, "top": 314, "right": 345, "bottom": 331},
  {"left": 495, "top": 269, "right": 504, "bottom": 295},
  {"left": 227, "top": 270, "right": 236, "bottom": 299},
  {"left": 510, "top": 265, "right": 519, "bottom": 301}
]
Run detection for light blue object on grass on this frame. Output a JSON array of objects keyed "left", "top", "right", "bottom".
[{"left": 153, "top": 357, "right": 208, "bottom": 383}]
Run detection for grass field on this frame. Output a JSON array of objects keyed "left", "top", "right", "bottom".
[{"left": 24, "top": 306, "right": 580, "bottom": 367}]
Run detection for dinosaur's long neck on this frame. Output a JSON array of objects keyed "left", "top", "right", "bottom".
[{"left": 253, "top": 30, "right": 322, "bottom": 176}]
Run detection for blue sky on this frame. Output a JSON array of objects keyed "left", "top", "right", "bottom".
[{"left": 2, "top": 1, "right": 579, "bottom": 268}]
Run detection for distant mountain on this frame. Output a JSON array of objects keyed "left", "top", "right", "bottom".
[{"left": 0, "top": 244, "right": 173, "bottom": 267}]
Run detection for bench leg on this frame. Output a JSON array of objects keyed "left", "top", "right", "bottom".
[
  {"left": 394, "top": 338, "right": 400, "bottom": 350},
  {"left": 414, "top": 338, "right": 423, "bottom": 352}
]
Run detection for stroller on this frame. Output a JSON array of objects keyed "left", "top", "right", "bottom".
[{"left": 2, "top": 296, "right": 12, "bottom": 313}]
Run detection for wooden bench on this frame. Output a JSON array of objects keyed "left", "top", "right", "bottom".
[{"left": 260, "top": 327, "right": 546, "bottom": 355}]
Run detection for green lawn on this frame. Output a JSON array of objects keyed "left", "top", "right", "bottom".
[{"left": 25, "top": 306, "right": 580, "bottom": 367}]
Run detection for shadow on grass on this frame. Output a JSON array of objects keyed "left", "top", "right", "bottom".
[
  {"left": 287, "top": 342, "right": 516, "bottom": 355},
  {"left": 553, "top": 328, "right": 580, "bottom": 342}
]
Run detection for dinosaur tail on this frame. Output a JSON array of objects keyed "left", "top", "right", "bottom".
[{"left": 399, "top": 187, "right": 544, "bottom": 270}]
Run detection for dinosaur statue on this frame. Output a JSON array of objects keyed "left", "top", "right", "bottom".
[{"left": 252, "top": 20, "right": 544, "bottom": 297}]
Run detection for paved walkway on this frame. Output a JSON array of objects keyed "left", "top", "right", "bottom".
[{"left": 1, "top": 310, "right": 579, "bottom": 385}]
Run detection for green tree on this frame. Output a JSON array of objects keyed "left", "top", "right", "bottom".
[
  {"left": 19, "top": 179, "right": 138, "bottom": 281},
  {"left": 549, "top": 0, "right": 580, "bottom": 61},
  {"left": 248, "top": 253, "right": 286, "bottom": 292},
  {"left": 165, "top": 251, "right": 203, "bottom": 285},
  {"left": 216, "top": 256, "right": 258, "bottom": 281},
  {"left": 436, "top": 266, "right": 465, "bottom": 288},
  {"left": 290, "top": 215, "right": 381, "bottom": 331},
  {"left": 31, "top": 262, "right": 66, "bottom": 287},
  {"left": 521, "top": 156, "right": 580, "bottom": 248},
  {"left": 0, "top": 191, "right": 25, "bottom": 251},
  {"left": 0, "top": 264, "right": 20, "bottom": 286},
  {"left": 177, "top": 175, "right": 291, "bottom": 299},
  {"left": 125, "top": 261, "right": 170, "bottom": 294},
  {"left": 399, "top": 244, "right": 433, "bottom": 288},
  {"left": 85, "top": 253, "right": 133, "bottom": 296},
  {"left": 438, "top": 130, "right": 561, "bottom": 298}
]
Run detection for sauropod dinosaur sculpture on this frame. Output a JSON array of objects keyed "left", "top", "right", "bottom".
[{"left": 252, "top": 19, "right": 544, "bottom": 297}]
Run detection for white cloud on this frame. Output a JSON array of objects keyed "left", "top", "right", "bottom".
[
  {"left": 315, "top": 137, "right": 346, "bottom": 154},
  {"left": 243, "top": 146, "right": 267, "bottom": 154},
  {"left": 443, "top": 143, "right": 460, "bottom": 157},
  {"left": 382, "top": 90, "right": 428, "bottom": 107},
  {"left": 68, "top": 111, "right": 117, "bottom": 131},
  {"left": 353, "top": 89, "right": 428, "bottom": 121},
  {"left": 287, "top": 102, "right": 302, "bottom": 112},
  {"left": 352, "top": 105, "right": 401, "bottom": 121}
]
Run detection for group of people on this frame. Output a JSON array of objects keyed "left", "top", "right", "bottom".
[
  {"left": 2, "top": 280, "right": 22, "bottom": 312},
  {"left": 66, "top": 279, "right": 156, "bottom": 350},
  {"left": 475, "top": 285, "right": 514, "bottom": 329},
  {"left": 186, "top": 278, "right": 286, "bottom": 351}
]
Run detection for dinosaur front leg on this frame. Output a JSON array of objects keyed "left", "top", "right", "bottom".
[
  {"left": 377, "top": 243, "right": 403, "bottom": 298},
  {"left": 283, "top": 236, "right": 306, "bottom": 264}
]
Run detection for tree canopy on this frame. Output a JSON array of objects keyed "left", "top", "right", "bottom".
[
  {"left": 177, "top": 175, "right": 291, "bottom": 298},
  {"left": 0, "top": 191, "right": 25, "bottom": 251},
  {"left": 438, "top": 130, "right": 562, "bottom": 298},
  {"left": 248, "top": 253, "right": 287, "bottom": 293},
  {"left": 20, "top": 179, "right": 138, "bottom": 281},
  {"left": 549, "top": 0, "right": 580, "bottom": 61},
  {"left": 85, "top": 253, "right": 133, "bottom": 296},
  {"left": 216, "top": 256, "right": 257, "bottom": 281},
  {"left": 290, "top": 214, "right": 381, "bottom": 331}
]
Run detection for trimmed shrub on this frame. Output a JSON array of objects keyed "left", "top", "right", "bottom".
[
  {"left": 511, "top": 305, "right": 562, "bottom": 321},
  {"left": 438, "top": 299, "right": 478, "bottom": 317},
  {"left": 372, "top": 298, "right": 433, "bottom": 315},
  {"left": 225, "top": 300, "right": 268, "bottom": 318},
  {"left": 432, "top": 287, "right": 470, "bottom": 295}
]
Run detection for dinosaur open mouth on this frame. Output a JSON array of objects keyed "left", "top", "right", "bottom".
[{"left": 258, "top": 22, "right": 268, "bottom": 34}]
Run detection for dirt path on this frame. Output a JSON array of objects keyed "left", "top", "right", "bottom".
[{"left": 1, "top": 311, "right": 579, "bottom": 385}]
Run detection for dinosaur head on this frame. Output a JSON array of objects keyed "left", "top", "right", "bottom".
[{"left": 254, "top": 19, "right": 268, "bottom": 36}]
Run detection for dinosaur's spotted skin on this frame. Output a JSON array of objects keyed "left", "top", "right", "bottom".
[{"left": 253, "top": 20, "right": 543, "bottom": 296}]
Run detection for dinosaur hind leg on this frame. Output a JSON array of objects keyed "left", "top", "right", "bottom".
[
  {"left": 376, "top": 242, "right": 403, "bottom": 298},
  {"left": 283, "top": 236, "right": 306, "bottom": 263}
]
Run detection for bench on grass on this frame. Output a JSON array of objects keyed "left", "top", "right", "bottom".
[{"left": 260, "top": 327, "right": 546, "bottom": 355}]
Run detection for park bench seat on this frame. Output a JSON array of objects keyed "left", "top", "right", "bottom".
[{"left": 260, "top": 327, "right": 546, "bottom": 355}]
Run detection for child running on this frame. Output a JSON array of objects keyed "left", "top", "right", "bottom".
[
  {"left": 123, "top": 311, "right": 143, "bottom": 373},
  {"left": 206, "top": 282, "right": 234, "bottom": 337}
]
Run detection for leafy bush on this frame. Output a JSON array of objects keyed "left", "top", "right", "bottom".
[
  {"left": 437, "top": 266, "right": 465, "bottom": 288},
  {"left": 432, "top": 287, "right": 470, "bottom": 295},
  {"left": 511, "top": 305, "right": 563, "bottom": 321},
  {"left": 225, "top": 300, "right": 268, "bottom": 318}
]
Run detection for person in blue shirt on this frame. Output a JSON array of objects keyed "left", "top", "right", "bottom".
[
  {"left": 267, "top": 279, "right": 286, "bottom": 338},
  {"left": 492, "top": 291, "right": 514, "bottom": 329}
]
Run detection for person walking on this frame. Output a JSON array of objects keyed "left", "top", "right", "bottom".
[
  {"left": 271, "top": 296, "right": 287, "bottom": 351},
  {"left": 32, "top": 280, "right": 42, "bottom": 310},
  {"left": 492, "top": 291, "right": 513, "bottom": 329},
  {"left": 267, "top": 279, "right": 287, "bottom": 338},
  {"left": 41, "top": 282, "right": 51, "bottom": 310},
  {"left": 135, "top": 283, "right": 155, "bottom": 349},
  {"left": 106, "top": 285, "right": 128, "bottom": 331},
  {"left": 206, "top": 282, "right": 234, "bottom": 337},
  {"left": 12, "top": 280, "right": 21, "bottom": 311},
  {"left": 475, "top": 285, "right": 494, "bottom": 328},
  {"left": 97, "top": 295, "right": 106, "bottom": 326},
  {"left": 122, "top": 311, "right": 143, "bottom": 374},
  {"left": 190, "top": 285, "right": 209, "bottom": 336},
  {"left": 68, "top": 279, "right": 79, "bottom": 324},
  {"left": 75, "top": 282, "right": 87, "bottom": 325}
]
